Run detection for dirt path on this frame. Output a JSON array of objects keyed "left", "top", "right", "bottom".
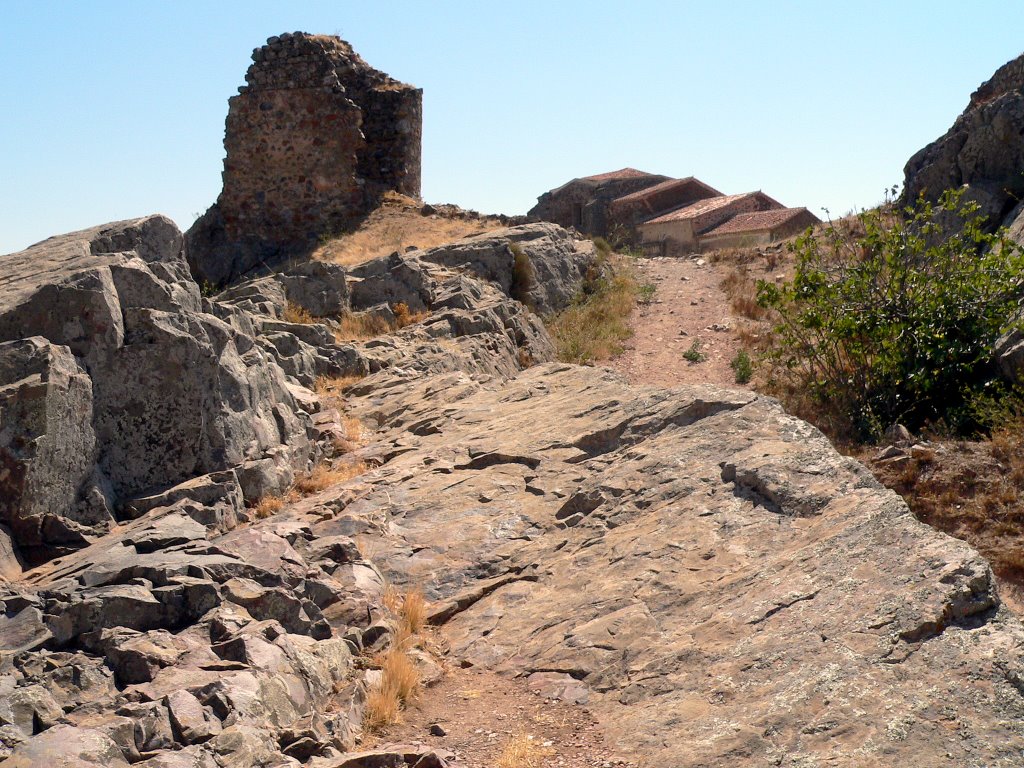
[
  {"left": 376, "top": 667, "right": 627, "bottom": 768},
  {"left": 607, "top": 254, "right": 761, "bottom": 390}
]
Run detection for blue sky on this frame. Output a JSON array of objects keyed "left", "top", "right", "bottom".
[{"left": 2, "top": 1, "right": 1023, "bottom": 254}]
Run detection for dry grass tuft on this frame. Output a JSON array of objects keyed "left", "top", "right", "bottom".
[
  {"left": 364, "top": 680, "right": 403, "bottom": 732},
  {"left": 393, "top": 302, "right": 429, "bottom": 329},
  {"left": 291, "top": 460, "right": 368, "bottom": 496},
  {"left": 496, "top": 734, "right": 553, "bottom": 768},
  {"left": 283, "top": 302, "right": 317, "bottom": 325},
  {"left": 252, "top": 494, "right": 285, "bottom": 519},
  {"left": 334, "top": 304, "right": 429, "bottom": 343},
  {"left": 720, "top": 266, "right": 771, "bottom": 321},
  {"left": 314, "top": 191, "right": 505, "bottom": 268},
  {"left": 547, "top": 256, "right": 639, "bottom": 364},
  {"left": 335, "top": 312, "right": 395, "bottom": 342},
  {"left": 363, "top": 585, "right": 431, "bottom": 733}
]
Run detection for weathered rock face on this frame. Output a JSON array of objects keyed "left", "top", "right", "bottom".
[
  {"left": 5, "top": 207, "right": 1024, "bottom": 765},
  {"left": 337, "top": 363, "right": 1024, "bottom": 766},
  {"left": 903, "top": 52, "right": 1024, "bottom": 232},
  {"left": 187, "top": 32, "right": 423, "bottom": 287},
  {"left": 0, "top": 217, "right": 315, "bottom": 561}
]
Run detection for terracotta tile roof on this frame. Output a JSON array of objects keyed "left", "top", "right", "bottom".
[
  {"left": 701, "top": 207, "right": 817, "bottom": 236},
  {"left": 579, "top": 167, "right": 655, "bottom": 183},
  {"left": 611, "top": 177, "right": 722, "bottom": 205},
  {"left": 642, "top": 192, "right": 759, "bottom": 224}
]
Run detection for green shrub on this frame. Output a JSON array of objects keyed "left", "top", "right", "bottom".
[
  {"left": 683, "top": 338, "right": 707, "bottom": 363},
  {"left": 757, "top": 188, "right": 1024, "bottom": 441},
  {"left": 731, "top": 349, "right": 753, "bottom": 384},
  {"left": 591, "top": 236, "right": 613, "bottom": 260},
  {"left": 638, "top": 282, "right": 657, "bottom": 304}
]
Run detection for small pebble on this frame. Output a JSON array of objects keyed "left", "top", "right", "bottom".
[{"left": 429, "top": 723, "right": 447, "bottom": 737}]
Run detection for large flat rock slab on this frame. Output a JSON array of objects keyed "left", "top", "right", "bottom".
[{"left": 344, "top": 363, "right": 1024, "bottom": 766}]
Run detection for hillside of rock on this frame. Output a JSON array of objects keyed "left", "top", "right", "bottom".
[
  {"left": 903, "top": 51, "right": 1024, "bottom": 237},
  {"left": 0, "top": 217, "right": 600, "bottom": 766},
  {"left": 1, "top": 212, "right": 1024, "bottom": 765}
]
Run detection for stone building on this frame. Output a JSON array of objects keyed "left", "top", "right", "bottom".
[
  {"left": 527, "top": 168, "right": 670, "bottom": 237},
  {"left": 186, "top": 32, "right": 422, "bottom": 287},
  {"left": 637, "top": 191, "right": 782, "bottom": 254},
  {"left": 532, "top": 169, "right": 818, "bottom": 254},
  {"left": 698, "top": 207, "right": 820, "bottom": 250},
  {"left": 606, "top": 177, "right": 722, "bottom": 238}
]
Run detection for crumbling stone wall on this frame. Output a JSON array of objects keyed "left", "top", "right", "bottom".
[{"left": 187, "top": 32, "right": 422, "bottom": 287}]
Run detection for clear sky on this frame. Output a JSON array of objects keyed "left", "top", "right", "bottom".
[{"left": 2, "top": 1, "right": 1023, "bottom": 254}]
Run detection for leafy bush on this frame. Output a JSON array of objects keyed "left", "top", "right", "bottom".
[
  {"left": 757, "top": 189, "right": 1024, "bottom": 440},
  {"left": 683, "top": 338, "right": 707, "bottom": 363},
  {"left": 731, "top": 349, "right": 753, "bottom": 384}
]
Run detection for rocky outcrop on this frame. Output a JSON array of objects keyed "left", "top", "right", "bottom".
[
  {"left": 903, "top": 52, "right": 1024, "bottom": 232},
  {"left": 4, "top": 209, "right": 1024, "bottom": 765},
  {"left": 187, "top": 32, "right": 423, "bottom": 287},
  {"left": 339, "top": 364, "right": 1024, "bottom": 766},
  {"left": 0, "top": 215, "right": 600, "bottom": 765},
  {"left": 0, "top": 217, "right": 315, "bottom": 563}
]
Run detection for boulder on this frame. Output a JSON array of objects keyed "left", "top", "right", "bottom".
[
  {"left": 417, "top": 222, "right": 597, "bottom": 315},
  {"left": 0, "top": 337, "right": 101, "bottom": 557},
  {"left": 0, "top": 217, "right": 316, "bottom": 559},
  {"left": 904, "top": 53, "right": 1024, "bottom": 230},
  {"left": 1, "top": 724, "right": 129, "bottom": 767}
]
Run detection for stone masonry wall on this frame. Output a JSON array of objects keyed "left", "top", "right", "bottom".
[{"left": 186, "top": 32, "right": 422, "bottom": 287}]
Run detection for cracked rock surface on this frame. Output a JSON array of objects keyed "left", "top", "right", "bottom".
[
  {"left": 1, "top": 210, "right": 1024, "bottom": 765},
  {"left": 343, "top": 363, "right": 1024, "bottom": 766}
]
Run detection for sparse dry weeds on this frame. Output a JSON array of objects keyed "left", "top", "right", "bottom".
[
  {"left": 363, "top": 586, "right": 432, "bottom": 732},
  {"left": 291, "top": 460, "right": 368, "bottom": 496},
  {"left": 314, "top": 191, "right": 504, "bottom": 267},
  {"left": 252, "top": 494, "right": 285, "bottom": 519},
  {"left": 548, "top": 256, "right": 638, "bottom": 364},
  {"left": 333, "top": 303, "right": 429, "bottom": 343},
  {"left": 496, "top": 734, "right": 554, "bottom": 768},
  {"left": 283, "top": 302, "right": 316, "bottom": 325}
]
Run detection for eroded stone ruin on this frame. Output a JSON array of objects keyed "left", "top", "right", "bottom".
[{"left": 187, "top": 33, "right": 422, "bottom": 287}]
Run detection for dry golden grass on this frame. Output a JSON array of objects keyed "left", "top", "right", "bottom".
[
  {"left": 333, "top": 303, "right": 430, "bottom": 343},
  {"left": 335, "top": 313, "right": 395, "bottom": 342},
  {"left": 252, "top": 494, "right": 284, "bottom": 519},
  {"left": 720, "top": 266, "right": 771, "bottom": 321},
  {"left": 364, "top": 681, "right": 402, "bottom": 732},
  {"left": 314, "top": 192, "right": 505, "bottom": 268},
  {"left": 290, "top": 460, "right": 368, "bottom": 496},
  {"left": 496, "top": 734, "right": 553, "bottom": 768},
  {"left": 363, "top": 586, "right": 430, "bottom": 733},
  {"left": 283, "top": 302, "right": 316, "bottom": 325},
  {"left": 547, "top": 257, "right": 639, "bottom": 364}
]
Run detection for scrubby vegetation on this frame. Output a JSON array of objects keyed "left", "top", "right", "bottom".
[
  {"left": 757, "top": 189, "right": 1024, "bottom": 442},
  {"left": 730, "top": 349, "right": 753, "bottom": 384},
  {"left": 546, "top": 246, "right": 640, "bottom": 364},
  {"left": 363, "top": 586, "right": 431, "bottom": 731},
  {"left": 334, "top": 302, "right": 429, "bottom": 342}
]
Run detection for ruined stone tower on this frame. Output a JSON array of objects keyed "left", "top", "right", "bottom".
[{"left": 186, "top": 32, "right": 422, "bottom": 286}]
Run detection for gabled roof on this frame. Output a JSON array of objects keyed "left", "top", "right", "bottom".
[
  {"left": 643, "top": 192, "right": 778, "bottom": 224},
  {"left": 610, "top": 176, "right": 723, "bottom": 205},
  {"left": 701, "top": 207, "right": 818, "bottom": 236},
  {"left": 579, "top": 167, "right": 656, "bottom": 183}
]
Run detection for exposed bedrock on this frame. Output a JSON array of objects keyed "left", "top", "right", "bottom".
[
  {"left": 340, "top": 363, "right": 1024, "bottom": 766},
  {"left": 3, "top": 211, "right": 1022, "bottom": 765},
  {"left": 904, "top": 52, "right": 1024, "bottom": 233},
  {"left": 0, "top": 217, "right": 315, "bottom": 563}
]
